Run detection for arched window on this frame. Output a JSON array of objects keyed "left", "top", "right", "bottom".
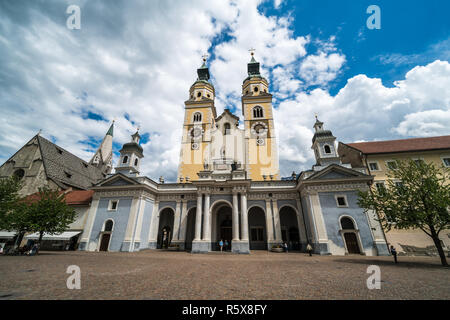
[
  {"left": 253, "top": 106, "right": 264, "bottom": 118},
  {"left": 324, "top": 145, "right": 331, "bottom": 154},
  {"left": 122, "top": 156, "right": 128, "bottom": 164},
  {"left": 224, "top": 123, "right": 231, "bottom": 135},
  {"left": 341, "top": 217, "right": 355, "bottom": 230},
  {"left": 13, "top": 169, "right": 25, "bottom": 180},
  {"left": 134, "top": 158, "right": 138, "bottom": 166},
  {"left": 193, "top": 112, "right": 202, "bottom": 123},
  {"left": 104, "top": 220, "right": 114, "bottom": 232}
]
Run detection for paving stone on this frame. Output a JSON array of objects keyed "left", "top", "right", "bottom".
[{"left": 0, "top": 251, "right": 448, "bottom": 299}]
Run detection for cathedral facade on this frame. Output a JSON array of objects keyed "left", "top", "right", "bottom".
[{"left": 77, "top": 55, "right": 389, "bottom": 256}]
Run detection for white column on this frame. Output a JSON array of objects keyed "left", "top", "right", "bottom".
[
  {"left": 148, "top": 200, "right": 160, "bottom": 243},
  {"left": 179, "top": 200, "right": 188, "bottom": 242},
  {"left": 309, "top": 192, "right": 328, "bottom": 242},
  {"left": 240, "top": 193, "right": 249, "bottom": 241},
  {"left": 131, "top": 197, "right": 146, "bottom": 251},
  {"left": 124, "top": 197, "right": 140, "bottom": 243},
  {"left": 265, "top": 199, "right": 274, "bottom": 242},
  {"left": 232, "top": 192, "right": 240, "bottom": 241},
  {"left": 202, "top": 192, "right": 211, "bottom": 241},
  {"left": 172, "top": 200, "right": 181, "bottom": 241},
  {"left": 80, "top": 196, "right": 100, "bottom": 248},
  {"left": 272, "top": 199, "right": 282, "bottom": 242},
  {"left": 194, "top": 194, "right": 203, "bottom": 241},
  {"left": 295, "top": 198, "right": 308, "bottom": 243}
]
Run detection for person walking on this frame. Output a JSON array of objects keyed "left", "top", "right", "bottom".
[
  {"left": 306, "top": 243, "right": 313, "bottom": 256},
  {"left": 224, "top": 240, "right": 229, "bottom": 252},
  {"left": 283, "top": 242, "right": 288, "bottom": 253},
  {"left": 219, "top": 239, "right": 224, "bottom": 252},
  {"left": 390, "top": 245, "right": 398, "bottom": 264}
]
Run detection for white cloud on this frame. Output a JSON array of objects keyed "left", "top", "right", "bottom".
[
  {"left": 394, "top": 110, "right": 450, "bottom": 137},
  {"left": 275, "top": 60, "right": 450, "bottom": 176},
  {"left": 299, "top": 51, "right": 346, "bottom": 87},
  {"left": 1, "top": 1, "right": 449, "bottom": 183}
]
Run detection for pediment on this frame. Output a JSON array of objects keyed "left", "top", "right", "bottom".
[
  {"left": 306, "top": 164, "right": 367, "bottom": 181},
  {"left": 215, "top": 109, "right": 239, "bottom": 125},
  {"left": 95, "top": 173, "right": 139, "bottom": 187}
]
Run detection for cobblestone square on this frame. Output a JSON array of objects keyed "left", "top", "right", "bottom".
[{"left": 0, "top": 251, "right": 448, "bottom": 300}]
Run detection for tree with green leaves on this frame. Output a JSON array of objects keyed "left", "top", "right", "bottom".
[
  {"left": 0, "top": 177, "right": 30, "bottom": 249},
  {"left": 27, "top": 187, "right": 76, "bottom": 251},
  {"left": 0, "top": 176, "right": 22, "bottom": 229},
  {"left": 358, "top": 159, "right": 450, "bottom": 266}
]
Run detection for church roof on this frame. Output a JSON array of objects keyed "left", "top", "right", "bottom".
[
  {"left": 37, "top": 135, "right": 106, "bottom": 190},
  {"left": 312, "top": 130, "right": 334, "bottom": 143},
  {"left": 24, "top": 189, "right": 94, "bottom": 205},
  {"left": 215, "top": 109, "right": 240, "bottom": 122},
  {"left": 345, "top": 135, "right": 450, "bottom": 154},
  {"left": 120, "top": 142, "right": 143, "bottom": 157},
  {"left": 106, "top": 122, "right": 114, "bottom": 136}
]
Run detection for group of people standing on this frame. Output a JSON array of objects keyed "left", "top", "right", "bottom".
[{"left": 218, "top": 239, "right": 230, "bottom": 252}]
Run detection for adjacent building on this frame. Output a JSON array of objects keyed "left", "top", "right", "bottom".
[{"left": 338, "top": 136, "right": 450, "bottom": 255}]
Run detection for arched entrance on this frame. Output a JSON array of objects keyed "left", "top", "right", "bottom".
[
  {"left": 340, "top": 216, "right": 362, "bottom": 254},
  {"left": 248, "top": 206, "right": 267, "bottom": 250},
  {"left": 99, "top": 219, "right": 113, "bottom": 251},
  {"left": 184, "top": 207, "right": 196, "bottom": 251},
  {"left": 157, "top": 208, "right": 174, "bottom": 249},
  {"left": 279, "top": 206, "right": 301, "bottom": 251},
  {"left": 211, "top": 202, "right": 233, "bottom": 251}
]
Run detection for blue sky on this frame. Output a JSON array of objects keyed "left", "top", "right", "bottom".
[{"left": 0, "top": 0, "right": 449, "bottom": 181}]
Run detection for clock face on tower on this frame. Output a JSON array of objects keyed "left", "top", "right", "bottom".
[
  {"left": 251, "top": 121, "right": 268, "bottom": 136},
  {"left": 190, "top": 127, "right": 203, "bottom": 140}
]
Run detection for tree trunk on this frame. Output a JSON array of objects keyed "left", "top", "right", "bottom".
[{"left": 429, "top": 226, "right": 448, "bottom": 267}]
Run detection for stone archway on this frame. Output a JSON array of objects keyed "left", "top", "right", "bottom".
[
  {"left": 184, "top": 207, "right": 196, "bottom": 251},
  {"left": 211, "top": 202, "right": 233, "bottom": 251},
  {"left": 248, "top": 206, "right": 267, "bottom": 250},
  {"left": 280, "top": 206, "right": 301, "bottom": 251},
  {"left": 157, "top": 208, "right": 174, "bottom": 249},
  {"left": 340, "top": 216, "right": 362, "bottom": 254}
]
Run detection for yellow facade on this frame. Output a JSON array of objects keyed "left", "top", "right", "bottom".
[
  {"left": 178, "top": 57, "right": 280, "bottom": 182},
  {"left": 365, "top": 150, "right": 450, "bottom": 184},
  {"left": 355, "top": 147, "right": 450, "bottom": 255}
]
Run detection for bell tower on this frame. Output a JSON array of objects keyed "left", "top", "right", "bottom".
[
  {"left": 178, "top": 56, "right": 217, "bottom": 182},
  {"left": 242, "top": 51, "right": 279, "bottom": 180},
  {"left": 115, "top": 130, "right": 144, "bottom": 177},
  {"left": 311, "top": 116, "right": 340, "bottom": 168}
]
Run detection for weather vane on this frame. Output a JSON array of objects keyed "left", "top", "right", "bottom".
[
  {"left": 249, "top": 48, "right": 256, "bottom": 56},
  {"left": 202, "top": 53, "right": 209, "bottom": 63}
]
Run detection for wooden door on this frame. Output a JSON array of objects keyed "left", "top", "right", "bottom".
[
  {"left": 100, "top": 233, "right": 111, "bottom": 251},
  {"left": 344, "top": 233, "right": 360, "bottom": 254}
]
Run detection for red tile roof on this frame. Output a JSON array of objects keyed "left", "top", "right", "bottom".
[
  {"left": 65, "top": 190, "right": 94, "bottom": 205},
  {"left": 24, "top": 190, "right": 94, "bottom": 205},
  {"left": 346, "top": 135, "right": 450, "bottom": 154}
]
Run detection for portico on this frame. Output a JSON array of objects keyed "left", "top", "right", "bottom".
[{"left": 191, "top": 182, "right": 251, "bottom": 254}]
